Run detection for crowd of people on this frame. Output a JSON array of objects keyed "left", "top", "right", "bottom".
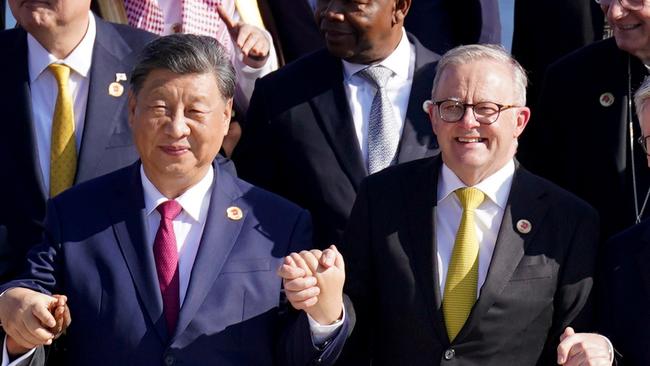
[{"left": 0, "top": 0, "right": 647, "bottom": 365}]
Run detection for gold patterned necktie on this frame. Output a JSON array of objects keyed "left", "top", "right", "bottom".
[
  {"left": 49, "top": 64, "right": 77, "bottom": 197},
  {"left": 443, "top": 187, "right": 485, "bottom": 341}
]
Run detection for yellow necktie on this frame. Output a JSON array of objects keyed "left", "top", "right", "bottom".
[
  {"left": 443, "top": 187, "right": 485, "bottom": 341},
  {"left": 49, "top": 64, "right": 77, "bottom": 197}
]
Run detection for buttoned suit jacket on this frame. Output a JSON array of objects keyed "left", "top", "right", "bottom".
[
  {"left": 337, "top": 156, "right": 599, "bottom": 365},
  {"left": 0, "top": 15, "right": 156, "bottom": 282},
  {"left": 0, "top": 161, "right": 353, "bottom": 366},
  {"left": 517, "top": 37, "right": 650, "bottom": 239},
  {"left": 598, "top": 221, "right": 650, "bottom": 365},
  {"left": 233, "top": 33, "right": 440, "bottom": 249}
]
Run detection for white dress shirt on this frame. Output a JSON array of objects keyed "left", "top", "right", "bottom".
[
  {"left": 341, "top": 28, "right": 415, "bottom": 166},
  {"left": 157, "top": 0, "right": 278, "bottom": 112},
  {"left": 435, "top": 160, "right": 515, "bottom": 296},
  {"left": 28, "top": 11, "right": 95, "bottom": 194}
]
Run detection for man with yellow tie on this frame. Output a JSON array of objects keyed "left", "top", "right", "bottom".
[
  {"left": 0, "top": 0, "right": 155, "bottom": 283},
  {"left": 337, "top": 44, "right": 613, "bottom": 365}
]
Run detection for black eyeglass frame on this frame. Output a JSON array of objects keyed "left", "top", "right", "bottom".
[{"left": 430, "top": 99, "right": 522, "bottom": 125}]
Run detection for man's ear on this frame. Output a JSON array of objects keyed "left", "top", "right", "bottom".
[
  {"left": 127, "top": 90, "right": 137, "bottom": 128},
  {"left": 513, "top": 106, "right": 531, "bottom": 138},
  {"left": 393, "top": 0, "right": 411, "bottom": 24},
  {"left": 223, "top": 98, "right": 234, "bottom": 135}
]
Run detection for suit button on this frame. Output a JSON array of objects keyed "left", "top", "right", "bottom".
[
  {"left": 164, "top": 354, "right": 175, "bottom": 366},
  {"left": 444, "top": 348, "right": 455, "bottom": 360}
]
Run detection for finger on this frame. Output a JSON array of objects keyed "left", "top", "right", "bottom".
[
  {"left": 557, "top": 335, "right": 582, "bottom": 365},
  {"left": 320, "top": 248, "right": 336, "bottom": 268},
  {"left": 216, "top": 4, "right": 238, "bottom": 31},
  {"left": 237, "top": 29, "right": 259, "bottom": 56},
  {"left": 290, "top": 252, "right": 313, "bottom": 276},
  {"left": 32, "top": 302, "right": 56, "bottom": 328},
  {"left": 299, "top": 250, "right": 320, "bottom": 273},
  {"left": 7, "top": 327, "right": 39, "bottom": 350},
  {"left": 287, "top": 296, "right": 319, "bottom": 310},
  {"left": 286, "top": 286, "right": 321, "bottom": 303},
  {"left": 19, "top": 316, "right": 53, "bottom": 346},
  {"left": 63, "top": 304, "right": 72, "bottom": 328},
  {"left": 240, "top": 33, "right": 262, "bottom": 56},
  {"left": 283, "top": 276, "right": 317, "bottom": 292},
  {"left": 277, "top": 262, "right": 306, "bottom": 280},
  {"left": 331, "top": 245, "right": 345, "bottom": 270}
]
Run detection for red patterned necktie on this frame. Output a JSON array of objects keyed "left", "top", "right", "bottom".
[{"left": 154, "top": 200, "right": 183, "bottom": 335}]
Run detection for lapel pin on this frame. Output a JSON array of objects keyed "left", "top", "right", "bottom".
[
  {"left": 108, "top": 82, "right": 124, "bottom": 97},
  {"left": 516, "top": 219, "right": 532, "bottom": 234},
  {"left": 226, "top": 206, "right": 243, "bottom": 221},
  {"left": 115, "top": 73, "right": 127, "bottom": 82},
  {"left": 599, "top": 92, "right": 614, "bottom": 107}
]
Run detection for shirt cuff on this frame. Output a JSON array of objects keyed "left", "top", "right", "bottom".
[
  {"left": 306, "top": 305, "right": 346, "bottom": 346},
  {"left": 2, "top": 335, "right": 36, "bottom": 366}
]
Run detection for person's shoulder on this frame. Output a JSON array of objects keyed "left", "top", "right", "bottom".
[
  {"left": 0, "top": 27, "right": 25, "bottom": 44},
  {"left": 96, "top": 17, "right": 157, "bottom": 48},
  {"left": 227, "top": 170, "right": 308, "bottom": 218},
  {"left": 516, "top": 165, "right": 597, "bottom": 216},
  {"left": 547, "top": 38, "right": 621, "bottom": 74},
  {"left": 606, "top": 219, "right": 650, "bottom": 251},
  {"left": 363, "top": 156, "right": 437, "bottom": 190}
]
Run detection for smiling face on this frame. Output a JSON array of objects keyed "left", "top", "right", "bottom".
[
  {"left": 602, "top": 2, "right": 650, "bottom": 62},
  {"left": 128, "top": 69, "right": 232, "bottom": 198},
  {"left": 430, "top": 59, "right": 530, "bottom": 185},
  {"left": 314, "top": 0, "right": 408, "bottom": 64}
]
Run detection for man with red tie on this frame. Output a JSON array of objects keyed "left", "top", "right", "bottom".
[{"left": 0, "top": 34, "right": 352, "bottom": 366}]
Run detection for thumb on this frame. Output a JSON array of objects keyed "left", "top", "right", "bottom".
[{"left": 32, "top": 300, "right": 57, "bottom": 328}]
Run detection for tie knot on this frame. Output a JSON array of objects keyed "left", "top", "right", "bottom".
[
  {"left": 455, "top": 187, "right": 485, "bottom": 211},
  {"left": 157, "top": 200, "right": 183, "bottom": 220},
  {"left": 48, "top": 64, "right": 71, "bottom": 85},
  {"left": 357, "top": 65, "right": 393, "bottom": 89}
]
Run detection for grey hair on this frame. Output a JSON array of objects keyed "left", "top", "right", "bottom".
[
  {"left": 432, "top": 44, "right": 528, "bottom": 105},
  {"left": 130, "top": 34, "right": 235, "bottom": 100},
  {"left": 635, "top": 76, "right": 650, "bottom": 117}
]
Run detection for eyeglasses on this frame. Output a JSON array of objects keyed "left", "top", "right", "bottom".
[
  {"left": 595, "top": 0, "right": 645, "bottom": 11},
  {"left": 638, "top": 135, "right": 650, "bottom": 155},
  {"left": 429, "top": 99, "right": 520, "bottom": 125}
]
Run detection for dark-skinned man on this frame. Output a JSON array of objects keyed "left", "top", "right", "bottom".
[{"left": 232, "top": 0, "right": 440, "bottom": 249}]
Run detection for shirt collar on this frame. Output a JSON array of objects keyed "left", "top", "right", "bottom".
[
  {"left": 141, "top": 165, "right": 214, "bottom": 222},
  {"left": 341, "top": 28, "right": 411, "bottom": 82},
  {"left": 438, "top": 160, "right": 515, "bottom": 209},
  {"left": 27, "top": 11, "right": 96, "bottom": 83}
]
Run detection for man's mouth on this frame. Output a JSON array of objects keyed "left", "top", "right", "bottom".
[
  {"left": 456, "top": 137, "right": 486, "bottom": 143},
  {"left": 617, "top": 23, "right": 642, "bottom": 31}
]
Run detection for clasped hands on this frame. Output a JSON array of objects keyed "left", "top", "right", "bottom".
[
  {"left": 0, "top": 288, "right": 71, "bottom": 358},
  {"left": 277, "top": 245, "right": 345, "bottom": 325}
]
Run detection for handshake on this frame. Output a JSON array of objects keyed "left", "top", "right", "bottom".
[
  {"left": 0, "top": 289, "right": 71, "bottom": 358},
  {"left": 277, "top": 245, "right": 346, "bottom": 325}
]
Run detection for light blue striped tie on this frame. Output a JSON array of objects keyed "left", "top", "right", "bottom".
[{"left": 358, "top": 65, "right": 399, "bottom": 174}]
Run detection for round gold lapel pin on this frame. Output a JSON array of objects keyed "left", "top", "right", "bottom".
[{"left": 226, "top": 206, "right": 243, "bottom": 221}]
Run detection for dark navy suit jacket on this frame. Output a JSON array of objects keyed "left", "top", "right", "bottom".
[
  {"left": 0, "top": 15, "right": 155, "bottom": 282},
  {"left": 0, "top": 161, "right": 352, "bottom": 365}
]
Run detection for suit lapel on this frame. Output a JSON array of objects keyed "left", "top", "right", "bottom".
[
  {"left": 110, "top": 163, "right": 168, "bottom": 343},
  {"left": 310, "top": 53, "right": 367, "bottom": 188},
  {"left": 76, "top": 17, "right": 135, "bottom": 183},
  {"left": 173, "top": 163, "right": 245, "bottom": 340},
  {"left": 4, "top": 30, "right": 48, "bottom": 203},
  {"left": 397, "top": 34, "right": 440, "bottom": 164},
  {"left": 456, "top": 165, "right": 550, "bottom": 341},
  {"left": 401, "top": 157, "right": 448, "bottom": 344}
]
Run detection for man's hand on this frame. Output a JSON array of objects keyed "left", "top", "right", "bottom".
[
  {"left": 557, "top": 327, "right": 613, "bottom": 366},
  {"left": 0, "top": 287, "right": 59, "bottom": 351},
  {"left": 277, "top": 245, "right": 345, "bottom": 325},
  {"left": 216, "top": 5, "right": 270, "bottom": 68}
]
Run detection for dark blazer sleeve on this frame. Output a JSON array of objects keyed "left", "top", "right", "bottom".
[
  {"left": 278, "top": 210, "right": 355, "bottom": 366},
  {"left": 536, "top": 202, "right": 600, "bottom": 365}
]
